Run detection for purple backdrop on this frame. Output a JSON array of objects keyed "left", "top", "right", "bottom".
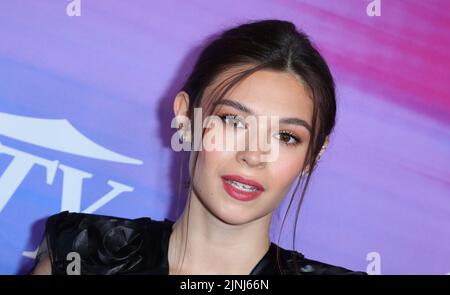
[{"left": 0, "top": 0, "right": 449, "bottom": 274}]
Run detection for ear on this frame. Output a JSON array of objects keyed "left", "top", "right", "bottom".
[
  {"left": 303, "top": 135, "right": 330, "bottom": 174},
  {"left": 316, "top": 135, "right": 330, "bottom": 161},
  {"left": 173, "top": 91, "right": 190, "bottom": 118},
  {"left": 173, "top": 91, "right": 192, "bottom": 143}
]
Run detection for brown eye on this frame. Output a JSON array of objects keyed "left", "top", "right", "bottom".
[{"left": 273, "top": 131, "right": 300, "bottom": 146}]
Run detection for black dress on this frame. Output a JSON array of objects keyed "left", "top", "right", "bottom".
[{"left": 34, "top": 211, "right": 366, "bottom": 275}]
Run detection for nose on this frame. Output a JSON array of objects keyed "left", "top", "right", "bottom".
[
  {"left": 235, "top": 128, "right": 270, "bottom": 168},
  {"left": 237, "top": 150, "right": 266, "bottom": 168}
]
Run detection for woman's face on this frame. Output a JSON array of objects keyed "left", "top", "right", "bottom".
[{"left": 175, "top": 67, "right": 314, "bottom": 225}]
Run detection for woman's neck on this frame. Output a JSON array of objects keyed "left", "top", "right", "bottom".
[{"left": 168, "top": 192, "right": 272, "bottom": 275}]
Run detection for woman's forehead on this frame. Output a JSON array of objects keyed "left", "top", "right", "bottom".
[{"left": 203, "top": 67, "right": 313, "bottom": 121}]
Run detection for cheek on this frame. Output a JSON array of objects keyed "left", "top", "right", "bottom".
[
  {"left": 195, "top": 149, "right": 235, "bottom": 179},
  {"left": 269, "top": 150, "right": 306, "bottom": 191}
]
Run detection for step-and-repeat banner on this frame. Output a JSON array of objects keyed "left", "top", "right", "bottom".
[{"left": 0, "top": 0, "right": 449, "bottom": 274}]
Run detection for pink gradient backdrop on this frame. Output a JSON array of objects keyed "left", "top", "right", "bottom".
[{"left": 0, "top": 0, "right": 448, "bottom": 274}]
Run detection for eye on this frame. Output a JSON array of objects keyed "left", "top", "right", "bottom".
[
  {"left": 218, "top": 113, "right": 246, "bottom": 129},
  {"left": 273, "top": 130, "right": 301, "bottom": 146}
]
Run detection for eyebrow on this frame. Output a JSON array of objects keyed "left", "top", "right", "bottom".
[{"left": 214, "top": 99, "right": 312, "bottom": 133}]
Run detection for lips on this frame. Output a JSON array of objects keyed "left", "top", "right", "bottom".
[
  {"left": 221, "top": 175, "right": 265, "bottom": 191},
  {"left": 221, "top": 174, "right": 265, "bottom": 202}
]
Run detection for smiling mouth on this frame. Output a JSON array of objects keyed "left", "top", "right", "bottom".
[
  {"left": 221, "top": 174, "right": 265, "bottom": 191},
  {"left": 223, "top": 179, "right": 259, "bottom": 192},
  {"left": 220, "top": 175, "right": 264, "bottom": 202}
]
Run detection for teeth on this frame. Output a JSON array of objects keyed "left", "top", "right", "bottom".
[{"left": 226, "top": 180, "right": 258, "bottom": 192}]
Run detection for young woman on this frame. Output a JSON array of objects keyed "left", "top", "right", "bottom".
[{"left": 31, "top": 19, "right": 366, "bottom": 275}]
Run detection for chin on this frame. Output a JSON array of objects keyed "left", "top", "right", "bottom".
[
  {"left": 211, "top": 202, "right": 262, "bottom": 226},
  {"left": 216, "top": 214, "right": 253, "bottom": 226}
]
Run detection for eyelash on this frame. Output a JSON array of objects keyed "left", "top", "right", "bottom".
[
  {"left": 217, "top": 113, "right": 301, "bottom": 147},
  {"left": 218, "top": 113, "right": 246, "bottom": 128},
  {"left": 274, "top": 130, "right": 301, "bottom": 146}
]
